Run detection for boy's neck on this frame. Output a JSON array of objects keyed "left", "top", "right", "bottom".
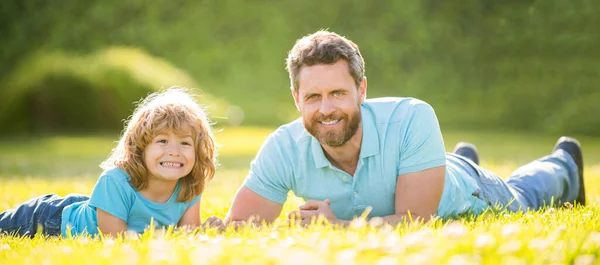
[{"left": 139, "top": 179, "right": 178, "bottom": 203}]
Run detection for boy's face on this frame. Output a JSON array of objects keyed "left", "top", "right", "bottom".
[{"left": 144, "top": 129, "right": 195, "bottom": 183}]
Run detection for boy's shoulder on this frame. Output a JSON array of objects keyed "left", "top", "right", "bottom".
[{"left": 99, "top": 167, "right": 132, "bottom": 184}]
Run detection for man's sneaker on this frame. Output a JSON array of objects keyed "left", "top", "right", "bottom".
[
  {"left": 553, "top": 136, "right": 585, "bottom": 206},
  {"left": 453, "top": 142, "right": 480, "bottom": 165}
]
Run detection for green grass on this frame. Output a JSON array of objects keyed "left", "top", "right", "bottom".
[{"left": 1, "top": 127, "right": 599, "bottom": 264}]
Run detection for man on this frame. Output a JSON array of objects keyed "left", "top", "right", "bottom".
[{"left": 225, "top": 30, "right": 585, "bottom": 226}]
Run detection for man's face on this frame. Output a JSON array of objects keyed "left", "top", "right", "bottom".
[{"left": 293, "top": 60, "right": 366, "bottom": 147}]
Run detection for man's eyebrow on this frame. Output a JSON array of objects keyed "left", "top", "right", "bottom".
[
  {"left": 304, "top": 92, "right": 319, "bottom": 98},
  {"left": 330, "top": 89, "right": 347, "bottom": 93}
]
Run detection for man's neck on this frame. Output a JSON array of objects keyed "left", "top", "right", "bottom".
[{"left": 321, "top": 125, "right": 363, "bottom": 176}]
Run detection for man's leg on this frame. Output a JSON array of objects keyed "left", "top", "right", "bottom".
[
  {"left": 505, "top": 137, "right": 584, "bottom": 210},
  {"left": 449, "top": 144, "right": 525, "bottom": 214},
  {"left": 453, "top": 142, "right": 480, "bottom": 165}
]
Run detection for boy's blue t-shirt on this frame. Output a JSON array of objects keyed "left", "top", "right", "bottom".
[{"left": 60, "top": 167, "right": 200, "bottom": 237}]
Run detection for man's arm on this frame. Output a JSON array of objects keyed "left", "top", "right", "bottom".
[
  {"left": 380, "top": 165, "right": 445, "bottom": 224},
  {"left": 224, "top": 186, "right": 284, "bottom": 225},
  {"left": 289, "top": 166, "right": 445, "bottom": 226}
]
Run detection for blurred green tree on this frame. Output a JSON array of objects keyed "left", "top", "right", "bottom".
[{"left": 1, "top": 0, "right": 598, "bottom": 135}]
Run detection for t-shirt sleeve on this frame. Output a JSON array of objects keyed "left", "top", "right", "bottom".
[
  {"left": 242, "top": 130, "right": 294, "bottom": 204},
  {"left": 188, "top": 193, "right": 201, "bottom": 207},
  {"left": 397, "top": 101, "right": 446, "bottom": 176},
  {"left": 88, "top": 170, "right": 134, "bottom": 222}
]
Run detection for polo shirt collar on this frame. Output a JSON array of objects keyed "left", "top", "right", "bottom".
[
  {"left": 311, "top": 105, "right": 380, "bottom": 168},
  {"left": 358, "top": 105, "right": 380, "bottom": 158}
]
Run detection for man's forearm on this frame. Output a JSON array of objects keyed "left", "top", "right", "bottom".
[{"left": 376, "top": 212, "right": 431, "bottom": 226}]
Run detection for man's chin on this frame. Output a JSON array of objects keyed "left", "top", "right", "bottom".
[
  {"left": 322, "top": 141, "right": 346, "bottom": 147},
  {"left": 318, "top": 134, "right": 347, "bottom": 147}
]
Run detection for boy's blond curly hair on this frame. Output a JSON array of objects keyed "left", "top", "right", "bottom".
[{"left": 101, "top": 87, "right": 217, "bottom": 202}]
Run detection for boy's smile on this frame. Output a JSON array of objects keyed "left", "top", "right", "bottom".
[{"left": 144, "top": 131, "right": 195, "bottom": 183}]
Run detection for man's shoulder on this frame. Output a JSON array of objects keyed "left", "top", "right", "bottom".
[
  {"left": 363, "top": 97, "right": 434, "bottom": 123},
  {"left": 268, "top": 118, "right": 311, "bottom": 146},
  {"left": 364, "top": 97, "right": 431, "bottom": 108}
]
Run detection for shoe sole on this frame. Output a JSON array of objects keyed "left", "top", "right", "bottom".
[{"left": 554, "top": 137, "right": 585, "bottom": 206}]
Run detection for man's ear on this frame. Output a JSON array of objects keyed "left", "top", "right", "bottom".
[
  {"left": 359, "top": 77, "right": 367, "bottom": 103},
  {"left": 292, "top": 89, "right": 301, "bottom": 111}
]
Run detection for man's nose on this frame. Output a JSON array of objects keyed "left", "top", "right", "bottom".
[{"left": 319, "top": 98, "right": 335, "bottom": 116}]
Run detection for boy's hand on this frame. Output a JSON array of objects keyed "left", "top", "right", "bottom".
[{"left": 202, "top": 216, "right": 226, "bottom": 232}]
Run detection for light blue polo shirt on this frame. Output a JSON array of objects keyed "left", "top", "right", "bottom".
[{"left": 244, "top": 97, "right": 487, "bottom": 220}]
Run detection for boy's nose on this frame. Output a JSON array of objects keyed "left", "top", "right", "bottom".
[{"left": 167, "top": 145, "right": 181, "bottom": 156}]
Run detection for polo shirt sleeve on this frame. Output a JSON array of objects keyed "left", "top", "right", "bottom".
[
  {"left": 243, "top": 130, "right": 294, "bottom": 204},
  {"left": 88, "top": 169, "right": 135, "bottom": 222},
  {"left": 397, "top": 101, "right": 446, "bottom": 176}
]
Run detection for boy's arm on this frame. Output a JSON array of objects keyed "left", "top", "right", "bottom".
[
  {"left": 178, "top": 200, "right": 200, "bottom": 228},
  {"left": 179, "top": 200, "right": 226, "bottom": 231},
  {"left": 89, "top": 169, "right": 135, "bottom": 237},
  {"left": 97, "top": 209, "right": 127, "bottom": 237}
]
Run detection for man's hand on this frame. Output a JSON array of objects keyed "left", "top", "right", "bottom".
[{"left": 288, "top": 199, "right": 346, "bottom": 226}]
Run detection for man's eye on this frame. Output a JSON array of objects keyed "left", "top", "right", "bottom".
[{"left": 333, "top": 92, "right": 344, "bottom": 97}]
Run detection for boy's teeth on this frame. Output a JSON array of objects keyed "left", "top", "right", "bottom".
[{"left": 161, "top": 162, "right": 182, "bottom": 167}]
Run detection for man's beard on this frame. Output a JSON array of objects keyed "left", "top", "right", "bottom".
[{"left": 304, "top": 109, "right": 361, "bottom": 147}]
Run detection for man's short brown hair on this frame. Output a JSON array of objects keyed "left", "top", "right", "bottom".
[{"left": 285, "top": 30, "right": 365, "bottom": 92}]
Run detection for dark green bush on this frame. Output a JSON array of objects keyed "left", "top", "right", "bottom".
[
  {"left": 0, "top": 53, "right": 151, "bottom": 134},
  {"left": 0, "top": 48, "right": 231, "bottom": 135}
]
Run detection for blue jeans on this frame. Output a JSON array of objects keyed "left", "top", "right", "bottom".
[
  {"left": 453, "top": 149, "right": 580, "bottom": 212},
  {"left": 0, "top": 194, "right": 89, "bottom": 237}
]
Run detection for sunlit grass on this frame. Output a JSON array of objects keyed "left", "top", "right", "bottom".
[{"left": 1, "top": 127, "right": 599, "bottom": 264}]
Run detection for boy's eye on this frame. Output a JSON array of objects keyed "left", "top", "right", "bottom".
[
  {"left": 181, "top": 141, "right": 192, "bottom": 146},
  {"left": 157, "top": 139, "right": 167, "bottom": 144}
]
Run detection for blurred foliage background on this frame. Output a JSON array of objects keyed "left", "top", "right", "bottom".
[{"left": 1, "top": 0, "right": 599, "bottom": 135}]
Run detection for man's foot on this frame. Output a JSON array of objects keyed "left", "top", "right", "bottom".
[
  {"left": 453, "top": 142, "right": 479, "bottom": 165},
  {"left": 553, "top": 136, "right": 585, "bottom": 206}
]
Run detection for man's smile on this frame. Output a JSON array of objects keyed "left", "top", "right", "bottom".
[{"left": 320, "top": 120, "right": 340, "bottom": 125}]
